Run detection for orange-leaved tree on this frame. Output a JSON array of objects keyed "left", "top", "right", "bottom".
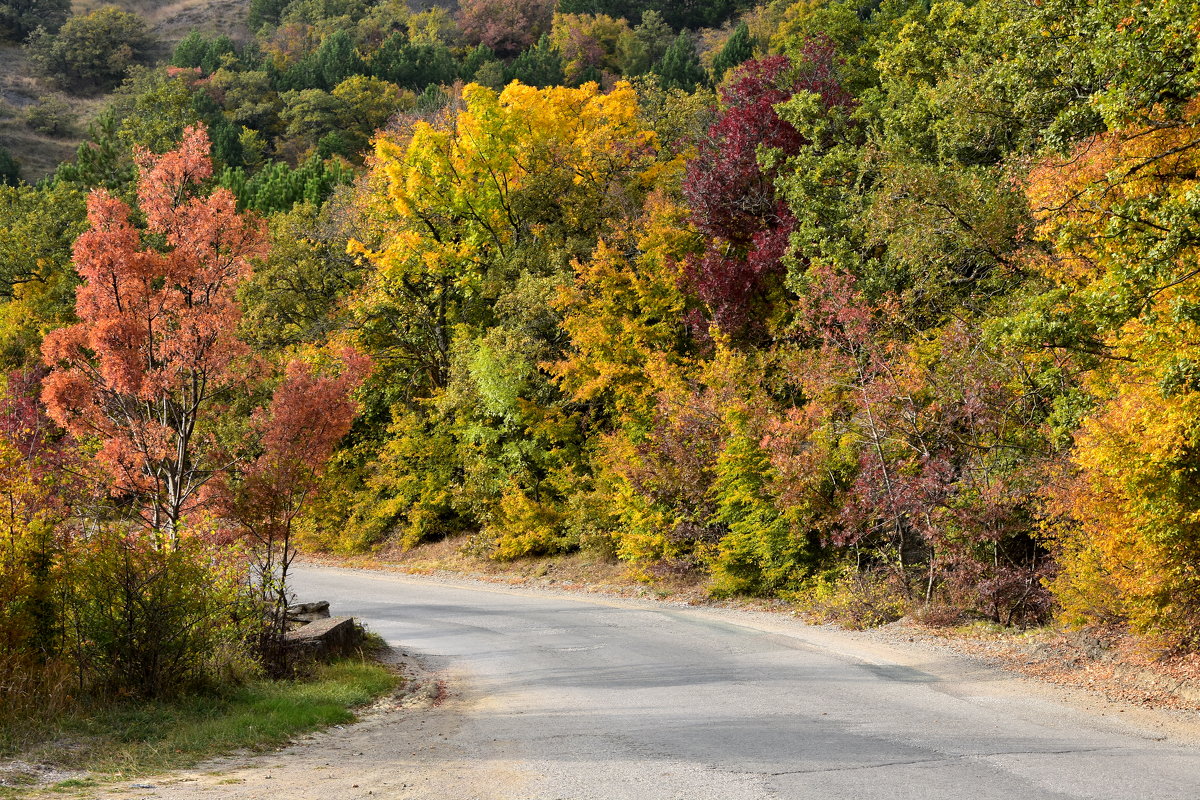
[
  {"left": 41, "top": 125, "right": 267, "bottom": 547},
  {"left": 217, "top": 350, "right": 369, "bottom": 671},
  {"left": 39, "top": 125, "right": 370, "bottom": 685},
  {"left": 1026, "top": 106, "right": 1200, "bottom": 647}
]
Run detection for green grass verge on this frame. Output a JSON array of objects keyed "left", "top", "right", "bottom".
[{"left": 0, "top": 659, "right": 398, "bottom": 795}]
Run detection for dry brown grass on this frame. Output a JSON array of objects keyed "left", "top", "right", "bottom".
[
  {"left": 0, "top": 654, "right": 74, "bottom": 727},
  {"left": 144, "top": 0, "right": 252, "bottom": 44},
  {"left": 72, "top": 0, "right": 251, "bottom": 42},
  {"left": 0, "top": 43, "right": 97, "bottom": 181}
]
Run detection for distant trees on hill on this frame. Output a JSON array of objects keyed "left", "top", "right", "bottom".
[
  {"left": 28, "top": 8, "right": 155, "bottom": 92},
  {"left": 0, "top": 0, "right": 69, "bottom": 41},
  {"left": 558, "top": 0, "right": 741, "bottom": 30}
]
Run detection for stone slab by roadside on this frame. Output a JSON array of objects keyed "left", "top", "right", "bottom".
[{"left": 284, "top": 615, "right": 361, "bottom": 658}]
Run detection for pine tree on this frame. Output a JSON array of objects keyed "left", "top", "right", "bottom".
[
  {"left": 506, "top": 35, "right": 564, "bottom": 87},
  {"left": 711, "top": 21, "right": 752, "bottom": 82},
  {"left": 312, "top": 30, "right": 363, "bottom": 90},
  {"left": 367, "top": 33, "right": 457, "bottom": 90},
  {"left": 654, "top": 32, "right": 706, "bottom": 92},
  {"left": 247, "top": 0, "right": 289, "bottom": 31}
]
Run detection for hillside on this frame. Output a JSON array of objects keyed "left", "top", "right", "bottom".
[
  {"left": 0, "top": 0, "right": 250, "bottom": 181},
  {"left": 0, "top": 44, "right": 86, "bottom": 179}
]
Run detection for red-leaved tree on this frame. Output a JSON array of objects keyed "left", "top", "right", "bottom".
[
  {"left": 682, "top": 43, "right": 852, "bottom": 338},
  {"left": 216, "top": 350, "right": 370, "bottom": 670},
  {"left": 41, "top": 125, "right": 268, "bottom": 546}
]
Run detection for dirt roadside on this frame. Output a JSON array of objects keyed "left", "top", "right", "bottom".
[{"left": 78, "top": 650, "right": 531, "bottom": 800}]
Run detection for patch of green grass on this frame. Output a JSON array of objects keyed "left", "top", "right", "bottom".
[
  {"left": 1, "top": 659, "right": 397, "bottom": 780},
  {"left": 48, "top": 778, "right": 97, "bottom": 793}
]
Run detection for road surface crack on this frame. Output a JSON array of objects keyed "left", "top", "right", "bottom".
[{"left": 757, "top": 746, "right": 1122, "bottom": 777}]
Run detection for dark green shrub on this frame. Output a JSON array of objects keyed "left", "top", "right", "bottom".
[
  {"left": 0, "top": 0, "right": 68, "bottom": 41},
  {"left": 0, "top": 148, "right": 18, "bottom": 186},
  {"left": 28, "top": 8, "right": 155, "bottom": 93}
]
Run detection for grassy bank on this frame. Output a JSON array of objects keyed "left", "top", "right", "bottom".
[{"left": 0, "top": 659, "right": 398, "bottom": 796}]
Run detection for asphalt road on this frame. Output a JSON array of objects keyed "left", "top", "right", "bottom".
[{"left": 289, "top": 565, "right": 1200, "bottom": 800}]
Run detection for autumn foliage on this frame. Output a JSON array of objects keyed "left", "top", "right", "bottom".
[
  {"left": 683, "top": 46, "right": 851, "bottom": 337},
  {"left": 1026, "top": 111, "right": 1200, "bottom": 647},
  {"left": 41, "top": 125, "right": 267, "bottom": 542},
  {"left": 457, "top": 0, "right": 555, "bottom": 57},
  {"left": 4, "top": 126, "right": 368, "bottom": 699},
  {"left": 9, "top": 0, "right": 1200, "bottom": 707}
]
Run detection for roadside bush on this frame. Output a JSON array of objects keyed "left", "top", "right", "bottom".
[
  {"left": 789, "top": 569, "right": 909, "bottom": 630},
  {"left": 28, "top": 8, "right": 155, "bottom": 93},
  {"left": 61, "top": 530, "right": 256, "bottom": 698},
  {"left": 481, "top": 485, "right": 574, "bottom": 561}
]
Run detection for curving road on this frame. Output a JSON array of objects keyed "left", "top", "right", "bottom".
[{"left": 275, "top": 566, "right": 1200, "bottom": 800}]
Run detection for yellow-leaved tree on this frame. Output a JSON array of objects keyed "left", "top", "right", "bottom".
[
  {"left": 1028, "top": 107, "right": 1200, "bottom": 647},
  {"left": 339, "top": 80, "right": 663, "bottom": 555}
]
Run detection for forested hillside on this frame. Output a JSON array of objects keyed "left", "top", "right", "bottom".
[{"left": 3, "top": 0, "right": 1200, "bottom": 716}]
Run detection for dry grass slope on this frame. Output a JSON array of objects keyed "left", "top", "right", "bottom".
[
  {"left": 0, "top": 44, "right": 94, "bottom": 180},
  {"left": 0, "top": 0, "right": 251, "bottom": 181}
]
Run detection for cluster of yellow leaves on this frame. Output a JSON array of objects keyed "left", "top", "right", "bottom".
[
  {"left": 355, "top": 80, "right": 659, "bottom": 289},
  {"left": 338, "top": 80, "right": 667, "bottom": 558},
  {"left": 1030, "top": 109, "right": 1200, "bottom": 646},
  {"left": 551, "top": 193, "right": 696, "bottom": 426}
]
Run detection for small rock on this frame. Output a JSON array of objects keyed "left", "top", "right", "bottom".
[
  {"left": 287, "top": 600, "right": 332, "bottom": 624},
  {"left": 284, "top": 616, "right": 362, "bottom": 658}
]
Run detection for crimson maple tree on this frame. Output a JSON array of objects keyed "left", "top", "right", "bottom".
[{"left": 682, "top": 43, "right": 852, "bottom": 338}]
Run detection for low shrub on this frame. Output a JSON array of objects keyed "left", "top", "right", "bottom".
[
  {"left": 788, "top": 568, "right": 909, "bottom": 630},
  {"left": 24, "top": 96, "right": 75, "bottom": 137},
  {"left": 61, "top": 529, "right": 257, "bottom": 698}
]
